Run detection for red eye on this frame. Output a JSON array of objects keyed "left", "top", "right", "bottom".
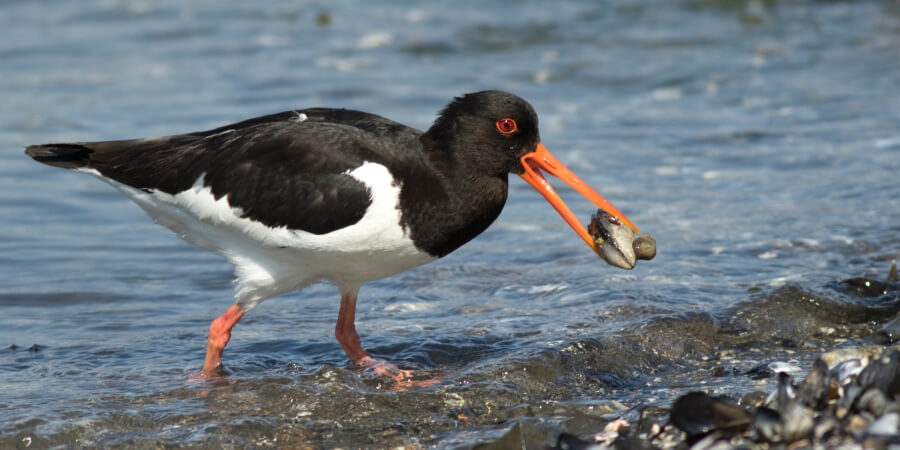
[{"left": 495, "top": 118, "right": 518, "bottom": 134}]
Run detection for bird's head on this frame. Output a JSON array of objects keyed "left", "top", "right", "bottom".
[{"left": 430, "top": 90, "right": 639, "bottom": 255}]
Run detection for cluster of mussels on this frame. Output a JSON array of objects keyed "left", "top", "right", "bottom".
[
  {"left": 552, "top": 346, "right": 900, "bottom": 450},
  {"left": 552, "top": 347, "right": 899, "bottom": 449},
  {"left": 667, "top": 347, "right": 900, "bottom": 448}
]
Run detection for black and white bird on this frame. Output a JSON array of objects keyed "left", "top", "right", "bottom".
[{"left": 26, "top": 91, "right": 639, "bottom": 380}]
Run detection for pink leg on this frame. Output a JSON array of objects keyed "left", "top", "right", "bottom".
[
  {"left": 335, "top": 290, "right": 372, "bottom": 363},
  {"left": 201, "top": 303, "right": 245, "bottom": 376},
  {"left": 334, "top": 290, "right": 441, "bottom": 388}
]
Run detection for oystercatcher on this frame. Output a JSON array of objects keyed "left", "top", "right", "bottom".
[{"left": 26, "top": 91, "right": 639, "bottom": 379}]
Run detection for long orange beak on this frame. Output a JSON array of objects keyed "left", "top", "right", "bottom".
[{"left": 519, "top": 142, "right": 639, "bottom": 253}]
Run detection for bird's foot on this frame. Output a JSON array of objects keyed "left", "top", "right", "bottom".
[
  {"left": 186, "top": 363, "right": 235, "bottom": 384},
  {"left": 358, "top": 357, "right": 443, "bottom": 390}
]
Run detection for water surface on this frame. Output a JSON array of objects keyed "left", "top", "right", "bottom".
[{"left": 2, "top": 0, "right": 899, "bottom": 447}]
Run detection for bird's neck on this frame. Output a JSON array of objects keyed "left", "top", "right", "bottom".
[{"left": 400, "top": 134, "right": 509, "bottom": 257}]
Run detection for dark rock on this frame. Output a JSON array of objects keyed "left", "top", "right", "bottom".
[
  {"left": 873, "top": 314, "right": 900, "bottom": 345},
  {"left": 841, "top": 277, "right": 894, "bottom": 297},
  {"left": 744, "top": 363, "right": 776, "bottom": 380}
]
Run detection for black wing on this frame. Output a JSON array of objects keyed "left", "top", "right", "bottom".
[{"left": 26, "top": 108, "right": 424, "bottom": 235}]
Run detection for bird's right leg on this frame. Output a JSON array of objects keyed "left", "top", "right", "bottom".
[
  {"left": 335, "top": 288, "right": 441, "bottom": 389},
  {"left": 201, "top": 303, "right": 246, "bottom": 377}
]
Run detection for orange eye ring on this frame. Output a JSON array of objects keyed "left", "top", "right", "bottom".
[{"left": 495, "top": 118, "right": 518, "bottom": 134}]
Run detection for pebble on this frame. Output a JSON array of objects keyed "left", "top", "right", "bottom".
[
  {"left": 867, "top": 412, "right": 898, "bottom": 436},
  {"left": 633, "top": 234, "right": 656, "bottom": 261}
]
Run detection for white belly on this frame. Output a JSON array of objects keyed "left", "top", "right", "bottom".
[{"left": 81, "top": 162, "right": 436, "bottom": 308}]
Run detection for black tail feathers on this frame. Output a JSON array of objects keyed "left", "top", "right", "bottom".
[{"left": 25, "top": 143, "right": 93, "bottom": 169}]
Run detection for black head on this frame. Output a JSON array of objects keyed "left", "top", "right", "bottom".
[
  {"left": 424, "top": 90, "right": 541, "bottom": 176},
  {"left": 419, "top": 90, "right": 642, "bottom": 259}
]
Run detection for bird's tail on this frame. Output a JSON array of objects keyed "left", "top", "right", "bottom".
[{"left": 25, "top": 143, "right": 93, "bottom": 169}]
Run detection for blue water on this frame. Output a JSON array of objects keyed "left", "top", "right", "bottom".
[{"left": 2, "top": 0, "right": 899, "bottom": 447}]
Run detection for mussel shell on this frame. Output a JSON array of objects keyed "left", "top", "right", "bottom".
[
  {"left": 771, "top": 372, "right": 796, "bottom": 412},
  {"left": 670, "top": 392, "right": 751, "bottom": 438},
  {"left": 796, "top": 358, "right": 829, "bottom": 409},
  {"left": 855, "top": 387, "right": 890, "bottom": 416},
  {"left": 781, "top": 402, "right": 814, "bottom": 442},
  {"left": 855, "top": 349, "right": 900, "bottom": 398},
  {"left": 588, "top": 210, "right": 637, "bottom": 270},
  {"left": 752, "top": 406, "right": 783, "bottom": 442},
  {"left": 830, "top": 358, "right": 864, "bottom": 386},
  {"left": 867, "top": 412, "right": 900, "bottom": 437}
]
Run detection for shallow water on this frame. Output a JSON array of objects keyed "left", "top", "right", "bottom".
[{"left": 2, "top": 0, "right": 899, "bottom": 447}]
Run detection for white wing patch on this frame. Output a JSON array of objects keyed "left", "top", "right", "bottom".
[
  {"left": 205, "top": 129, "right": 235, "bottom": 139},
  {"left": 81, "top": 162, "right": 435, "bottom": 308}
]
